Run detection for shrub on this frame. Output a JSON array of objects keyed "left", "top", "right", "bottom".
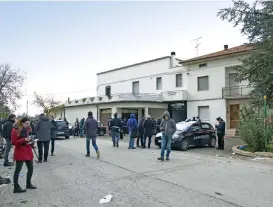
[{"left": 237, "top": 105, "right": 273, "bottom": 152}]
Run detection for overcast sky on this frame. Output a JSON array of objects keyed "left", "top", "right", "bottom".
[{"left": 0, "top": 1, "right": 247, "bottom": 116}]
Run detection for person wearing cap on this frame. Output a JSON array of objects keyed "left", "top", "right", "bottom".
[
  {"left": 109, "top": 112, "right": 122, "bottom": 147},
  {"left": 2, "top": 114, "right": 16, "bottom": 166},
  {"left": 216, "top": 117, "right": 226, "bottom": 150},
  {"left": 142, "top": 115, "right": 154, "bottom": 148}
]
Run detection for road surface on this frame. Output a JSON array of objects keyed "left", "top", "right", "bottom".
[{"left": 1, "top": 137, "right": 273, "bottom": 207}]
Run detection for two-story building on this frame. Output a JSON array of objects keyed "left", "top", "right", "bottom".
[{"left": 64, "top": 44, "right": 254, "bottom": 134}]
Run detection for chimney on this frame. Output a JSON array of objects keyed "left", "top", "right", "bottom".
[
  {"left": 224, "top": 45, "right": 228, "bottom": 50},
  {"left": 171, "top": 52, "right": 176, "bottom": 68}
]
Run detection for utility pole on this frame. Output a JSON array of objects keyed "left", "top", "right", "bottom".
[{"left": 191, "top": 37, "right": 202, "bottom": 57}]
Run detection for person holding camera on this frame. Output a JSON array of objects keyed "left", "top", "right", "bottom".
[{"left": 11, "top": 117, "right": 36, "bottom": 193}]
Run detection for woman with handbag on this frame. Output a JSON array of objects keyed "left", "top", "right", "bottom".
[{"left": 127, "top": 114, "right": 138, "bottom": 149}]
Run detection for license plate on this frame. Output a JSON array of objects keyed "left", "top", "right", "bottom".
[
  {"left": 57, "top": 132, "right": 64, "bottom": 135},
  {"left": 158, "top": 140, "right": 162, "bottom": 143}
]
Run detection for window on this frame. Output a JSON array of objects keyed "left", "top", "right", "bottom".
[
  {"left": 191, "top": 124, "right": 201, "bottom": 132},
  {"left": 201, "top": 123, "right": 213, "bottom": 130},
  {"left": 156, "top": 77, "right": 162, "bottom": 90},
  {"left": 105, "top": 86, "right": 111, "bottom": 96},
  {"left": 198, "top": 106, "right": 210, "bottom": 121},
  {"left": 176, "top": 74, "right": 182, "bottom": 87},
  {"left": 199, "top": 63, "right": 207, "bottom": 68},
  {"left": 132, "top": 81, "right": 139, "bottom": 94},
  {"left": 198, "top": 76, "right": 209, "bottom": 91}
]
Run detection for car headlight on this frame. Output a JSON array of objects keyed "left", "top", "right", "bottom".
[{"left": 172, "top": 134, "right": 179, "bottom": 139}]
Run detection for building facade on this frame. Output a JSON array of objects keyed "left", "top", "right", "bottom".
[{"left": 64, "top": 45, "right": 253, "bottom": 132}]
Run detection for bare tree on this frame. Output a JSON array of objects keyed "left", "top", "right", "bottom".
[
  {"left": 32, "top": 92, "right": 61, "bottom": 115},
  {"left": 0, "top": 64, "right": 26, "bottom": 111}
]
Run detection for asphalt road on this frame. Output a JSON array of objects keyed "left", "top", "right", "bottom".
[{"left": 1, "top": 136, "right": 273, "bottom": 207}]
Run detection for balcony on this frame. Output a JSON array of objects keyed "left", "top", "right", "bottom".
[
  {"left": 161, "top": 90, "right": 188, "bottom": 102},
  {"left": 222, "top": 85, "right": 254, "bottom": 99}
]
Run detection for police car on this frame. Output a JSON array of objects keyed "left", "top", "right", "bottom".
[{"left": 154, "top": 121, "right": 216, "bottom": 151}]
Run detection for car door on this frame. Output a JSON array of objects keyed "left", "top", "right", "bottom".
[
  {"left": 190, "top": 124, "right": 202, "bottom": 146},
  {"left": 200, "top": 122, "right": 212, "bottom": 145}
]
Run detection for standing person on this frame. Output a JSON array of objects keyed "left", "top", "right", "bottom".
[
  {"left": 122, "top": 118, "right": 127, "bottom": 136},
  {"left": 74, "top": 118, "right": 80, "bottom": 137},
  {"left": 127, "top": 114, "right": 138, "bottom": 149},
  {"left": 158, "top": 111, "right": 176, "bottom": 161},
  {"left": 50, "top": 116, "right": 57, "bottom": 156},
  {"left": 80, "top": 118, "right": 85, "bottom": 138},
  {"left": 84, "top": 111, "right": 100, "bottom": 158},
  {"left": 108, "top": 118, "right": 112, "bottom": 136},
  {"left": 11, "top": 117, "right": 36, "bottom": 193},
  {"left": 137, "top": 117, "right": 145, "bottom": 147},
  {"left": 216, "top": 117, "right": 226, "bottom": 150},
  {"left": 143, "top": 115, "right": 154, "bottom": 148},
  {"left": 2, "top": 114, "right": 16, "bottom": 167},
  {"left": 35, "top": 114, "right": 51, "bottom": 163},
  {"left": 64, "top": 118, "right": 69, "bottom": 126},
  {"left": 109, "top": 113, "right": 122, "bottom": 147}
]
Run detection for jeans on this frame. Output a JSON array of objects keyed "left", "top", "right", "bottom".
[
  {"left": 14, "top": 160, "right": 33, "bottom": 185},
  {"left": 37, "top": 141, "right": 50, "bottom": 161},
  {"left": 80, "top": 127, "right": 84, "bottom": 137},
  {"left": 4, "top": 138, "right": 12, "bottom": 164},
  {"left": 86, "top": 137, "right": 99, "bottom": 154},
  {"left": 51, "top": 138, "right": 55, "bottom": 153},
  {"left": 143, "top": 134, "right": 152, "bottom": 147},
  {"left": 128, "top": 132, "right": 135, "bottom": 148},
  {"left": 217, "top": 134, "right": 225, "bottom": 150},
  {"left": 111, "top": 130, "right": 120, "bottom": 143},
  {"left": 160, "top": 134, "right": 172, "bottom": 158},
  {"left": 137, "top": 132, "right": 144, "bottom": 147}
]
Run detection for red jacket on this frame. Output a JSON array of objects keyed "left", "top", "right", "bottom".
[{"left": 11, "top": 128, "right": 33, "bottom": 161}]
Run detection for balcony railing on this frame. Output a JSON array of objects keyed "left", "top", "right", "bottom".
[
  {"left": 222, "top": 85, "right": 254, "bottom": 99},
  {"left": 161, "top": 90, "right": 188, "bottom": 102}
]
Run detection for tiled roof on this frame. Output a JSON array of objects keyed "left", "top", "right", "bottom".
[{"left": 181, "top": 44, "right": 255, "bottom": 64}]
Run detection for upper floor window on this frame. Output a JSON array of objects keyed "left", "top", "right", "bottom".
[
  {"left": 199, "top": 63, "right": 207, "bottom": 68},
  {"left": 176, "top": 74, "right": 182, "bottom": 87},
  {"left": 197, "top": 76, "right": 209, "bottom": 91},
  {"left": 132, "top": 81, "right": 139, "bottom": 94},
  {"left": 105, "top": 86, "right": 111, "bottom": 96},
  {"left": 156, "top": 77, "right": 162, "bottom": 90}
]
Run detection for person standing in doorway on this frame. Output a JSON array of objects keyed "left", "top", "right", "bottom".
[
  {"left": 50, "top": 116, "right": 57, "bottom": 156},
  {"left": 2, "top": 114, "right": 16, "bottom": 166},
  {"left": 158, "top": 111, "right": 176, "bottom": 161},
  {"left": 127, "top": 114, "right": 138, "bottom": 149},
  {"left": 80, "top": 118, "right": 85, "bottom": 138},
  {"left": 35, "top": 114, "right": 51, "bottom": 163},
  {"left": 143, "top": 115, "right": 154, "bottom": 148},
  {"left": 85, "top": 111, "right": 100, "bottom": 158},
  {"left": 216, "top": 117, "right": 225, "bottom": 150},
  {"left": 11, "top": 117, "right": 36, "bottom": 193},
  {"left": 137, "top": 116, "right": 145, "bottom": 148},
  {"left": 110, "top": 113, "right": 122, "bottom": 147}
]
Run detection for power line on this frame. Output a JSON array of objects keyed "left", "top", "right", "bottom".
[{"left": 22, "top": 88, "right": 97, "bottom": 97}]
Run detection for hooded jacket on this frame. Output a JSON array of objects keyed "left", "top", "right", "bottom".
[
  {"left": 127, "top": 114, "right": 138, "bottom": 132},
  {"left": 159, "top": 111, "right": 177, "bottom": 136},
  {"left": 35, "top": 114, "right": 51, "bottom": 141},
  {"left": 2, "top": 118, "right": 15, "bottom": 140},
  {"left": 143, "top": 117, "right": 154, "bottom": 137},
  {"left": 110, "top": 114, "right": 122, "bottom": 131},
  {"left": 84, "top": 116, "right": 98, "bottom": 138}
]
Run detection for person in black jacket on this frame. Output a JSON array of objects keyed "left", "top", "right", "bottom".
[
  {"left": 50, "top": 116, "right": 57, "bottom": 156},
  {"left": 2, "top": 114, "right": 16, "bottom": 166},
  {"left": 138, "top": 117, "right": 145, "bottom": 147},
  {"left": 110, "top": 113, "right": 122, "bottom": 147},
  {"left": 143, "top": 115, "right": 154, "bottom": 148},
  {"left": 216, "top": 117, "right": 226, "bottom": 150}
]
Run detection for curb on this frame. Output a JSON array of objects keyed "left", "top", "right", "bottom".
[{"left": 232, "top": 145, "right": 273, "bottom": 158}]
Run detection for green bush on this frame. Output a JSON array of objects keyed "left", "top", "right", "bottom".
[{"left": 237, "top": 106, "right": 273, "bottom": 152}]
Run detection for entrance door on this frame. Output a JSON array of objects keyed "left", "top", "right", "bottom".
[{"left": 230, "top": 104, "right": 240, "bottom": 128}]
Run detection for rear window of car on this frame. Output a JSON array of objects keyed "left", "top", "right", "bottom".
[
  {"left": 201, "top": 123, "right": 213, "bottom": 130},
  {"left": 56, "top": 121, "right": 67, "bottom": 127}
]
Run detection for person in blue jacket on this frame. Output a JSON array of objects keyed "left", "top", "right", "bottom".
[
  {"left": 216, "top": 117, "right": 226, "bottom": 150},
  {"left": 127, "top": 114, "right": 138, "bottom": 149}
]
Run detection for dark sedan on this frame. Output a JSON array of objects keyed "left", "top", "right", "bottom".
[
  {"left": 155, "top": 121, "right": 216, "bottom": 151},
  {"left": 56, "top": 120, "right": 70, "bottom": 139}
]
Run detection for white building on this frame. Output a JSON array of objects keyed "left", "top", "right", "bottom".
[{"left": 64, "top": 44, "right": 253, "bottom": 133}]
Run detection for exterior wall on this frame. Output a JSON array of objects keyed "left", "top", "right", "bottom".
[
  {"left": 187, "top": 99, "right": 227, "bottom": 127},
  {"left": 148, "top": 108, "right": 165, "bottom": 119},
  {"left": 65, "top": 105, "right": 98, "bottom": 125},
  {"left": 96, "top": 58, "right": 184, "bottom": 96}
]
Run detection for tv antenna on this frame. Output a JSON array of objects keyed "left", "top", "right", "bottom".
[{"left": 191, "top": 37, "right": 202, "bottom": 57}]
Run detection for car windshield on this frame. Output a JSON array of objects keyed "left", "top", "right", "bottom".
[
  {"left": 175, "top": 122, "right": 194, "bottom": 132},
  {"left": 56, "top": 121, "right": 68, "bottom": 127}
]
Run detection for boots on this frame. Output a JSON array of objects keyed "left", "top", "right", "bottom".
[
  {"left": 26, "top": 182, "right": 37, "bottom": 189},
  {"left": 116, "top": 142, "right": 119, "bottom": 148},
  {"left": 166, "top": 156, "right": 169, "bottom": 161},
  {"left": 157, "top": 157, "right": 164, "bottom": 161},
  {"left": 13, "top": 184, "right": 26, "bottom": 193},
  {"left": 113, "top": 142, "right": 115, "bottom": 147}
]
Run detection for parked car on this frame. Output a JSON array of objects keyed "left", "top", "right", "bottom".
[
  {"left": 155, "top": 121, "right": 216, "bottom": 151},
  {"left": 56, "top": 120, "right": 70, "bottom": 139},
  {"left": 70, "top": 121, "right": 106, "bottom": 136}
]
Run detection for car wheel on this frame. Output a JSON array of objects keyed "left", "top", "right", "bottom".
[
  {"left": 180, "top": 139, "right": 189, "bottom": 151},
  {"left": 99, "top": 130, "right": 105, "bottom": 136},
  {"left": 209, "top": 137, "right": 216, "bottom": 147},
  {"left": 65, "top": 136, "right": 70, "bottom": 139}
]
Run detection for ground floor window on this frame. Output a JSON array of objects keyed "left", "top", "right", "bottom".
[{"left": 198, "top": 106, "right": 210, "bottom": 121}]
